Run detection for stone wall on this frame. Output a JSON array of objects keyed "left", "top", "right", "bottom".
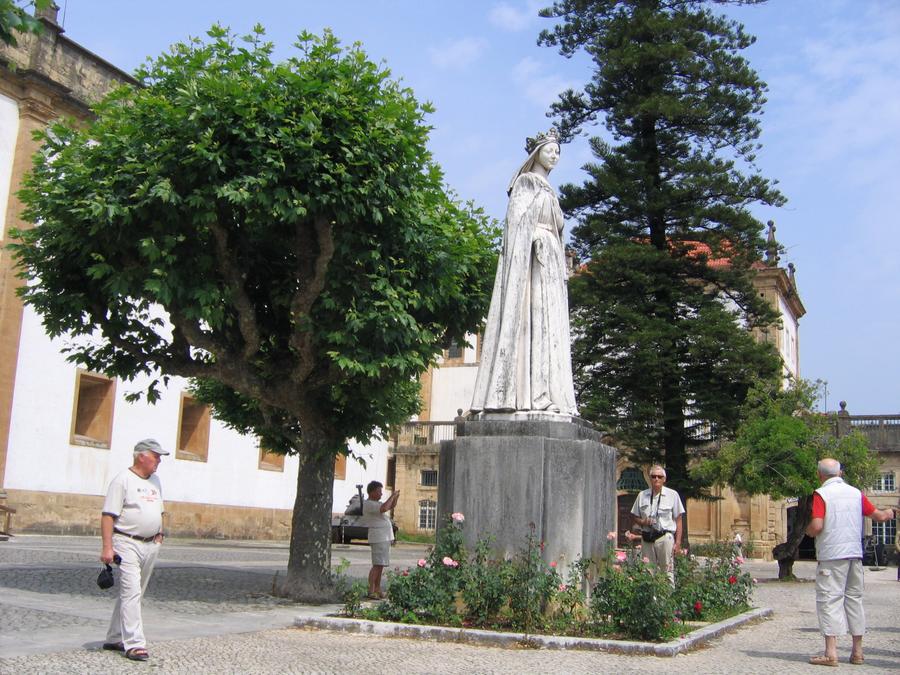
[{"left": 4, "top": 488, "right": 293, "bottom": 540}]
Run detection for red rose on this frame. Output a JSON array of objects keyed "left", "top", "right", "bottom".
[
  {"left": 728, "top": 575, "right": 737, "bottom": 584},
  {"left": 694, "top": 601, "right": 703, "bottom": 613}
]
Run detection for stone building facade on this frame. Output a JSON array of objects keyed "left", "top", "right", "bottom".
[{"left": 835, "top": 403, "right": 899, "bottom": 555}]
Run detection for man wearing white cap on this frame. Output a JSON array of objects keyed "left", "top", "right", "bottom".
[{"left": 99, "top": 438, "right": 169, "bottom": 661}]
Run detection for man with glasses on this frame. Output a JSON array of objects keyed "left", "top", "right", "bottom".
[{"left": 631, "top": 465, "right": 684, "bottom": 584}]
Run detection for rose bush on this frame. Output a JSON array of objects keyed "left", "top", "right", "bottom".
[{"left": 344, "top": 516, "right": 755, "bottom": 642}]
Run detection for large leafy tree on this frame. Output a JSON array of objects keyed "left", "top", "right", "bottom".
[
  {"left": 694, "top": 379, "right": 880, "bottom": 578},
  {"left": 539, "top": 0, "right": 783, "bottom": 504},
  {"left": 11, "top": 27, "right": 496, "bottom": 601}
]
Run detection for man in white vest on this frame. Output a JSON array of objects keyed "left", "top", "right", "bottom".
[{"left": 805, "top": 458, "right": 895, "bottom": 666}]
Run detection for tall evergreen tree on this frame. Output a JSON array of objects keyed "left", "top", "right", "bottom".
[{"left": 539, "top": 1, "right": 783, "bottom": 503}]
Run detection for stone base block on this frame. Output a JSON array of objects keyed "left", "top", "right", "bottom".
[{"left": 438, "top": 417, "right": 616, "bottom": 574}]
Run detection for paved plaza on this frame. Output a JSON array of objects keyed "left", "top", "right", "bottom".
[{"left": 1, "top": 535, "right": 898, "bottom": 674}]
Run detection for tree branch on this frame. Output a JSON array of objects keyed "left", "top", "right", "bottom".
[
  {"left": 207, "top": 216, "right": 262, "bottom": 360},
  {"left": 289, "top": 215, "right": 334, "bottom": 382}
]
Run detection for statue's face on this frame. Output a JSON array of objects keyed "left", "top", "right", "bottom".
[{"left": 537, "top": 142, "right": 560, "bottom": 171}]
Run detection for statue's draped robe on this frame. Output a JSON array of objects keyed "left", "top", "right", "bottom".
[{"left": 471, "top": 172, "right": 577, "bottom": 414}]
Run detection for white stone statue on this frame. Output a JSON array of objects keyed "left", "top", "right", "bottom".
[{"left": 470, "top": 129, "right": 577, "bottom": 415}]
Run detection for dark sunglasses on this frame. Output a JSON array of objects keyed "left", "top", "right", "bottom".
[{"left": 649, "top": 475, "right": 665, "bottom": 479}]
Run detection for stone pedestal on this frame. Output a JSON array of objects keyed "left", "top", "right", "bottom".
[{"left": 438, "top": 414, "right": 616, "bottom": 576}]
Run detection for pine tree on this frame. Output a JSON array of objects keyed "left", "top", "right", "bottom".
[{"left": 539, "top": 0, "right": 784, "bottom": 502}]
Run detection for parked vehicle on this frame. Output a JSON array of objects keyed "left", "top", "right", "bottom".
[{"left": 331, "top": 484, "right": 398, "bottom": 544}]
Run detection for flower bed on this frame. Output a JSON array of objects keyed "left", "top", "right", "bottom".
[{"left": 339, "top": 513, "right": 756, "bottom": 642}]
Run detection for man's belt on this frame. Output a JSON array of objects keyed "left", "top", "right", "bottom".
[{"left": 113, "top": 529, "right": 158, "bottom": 542}]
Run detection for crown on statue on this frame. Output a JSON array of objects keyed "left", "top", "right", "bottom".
[{"left": 525, "top": 128, "right": 559, "bottom": 154}]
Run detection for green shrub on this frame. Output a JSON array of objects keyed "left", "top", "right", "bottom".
[
  {"left": 340, "top": 519, "right": 755, "bottom": 642},
  {"left": 460, "top": 538, "right": 514, "bottom": 625},
  {"left": 590, "top": 550, "right": 674, "bottom": 640},
  {"left": 673, "top": 547, "right": 753, "bottom": 621},
  {"left": 690, "top": 539, "right": 755, "bottom": 559},
  {"left": 506, "top": 525, "right": 561, "bottom": 632}
]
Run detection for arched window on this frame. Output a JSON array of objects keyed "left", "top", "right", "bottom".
[{"left": 617, "top": 467, "right": 648, "bottom": 492}]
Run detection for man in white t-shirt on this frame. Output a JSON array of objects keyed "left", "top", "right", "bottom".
[
  {"left": 99, "top": 439, "right": 168, "bottom": 662},
  {"left": 631, "top": 465, "right": 684, "bottom": 585},
  {"left": 361, "top": 480, "right": 399, "bottom": 599}
]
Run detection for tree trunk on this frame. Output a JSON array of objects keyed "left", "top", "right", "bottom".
[
  {"left": 772, "top": 493, "right": 812, "bottom": 580},
  {"left": 279, "top": 433, "right": 338, "bottom": 602},
  {"left": 680, "top": 502, "right": 690, "bottom": 552}
]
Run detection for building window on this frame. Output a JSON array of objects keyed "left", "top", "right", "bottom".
[
  {"left": 176, "top": 393, "right": 210, "bottom": 461},
  {"left": 258, "top": 442, "right": 285, "bottom": 472},
  {"left": 872, "top": 518, "right": 896, "bottom": 546},
  {"left": 420, "top": 469, "right": 438, "bottom": 487},
  {"left": 70, "top": 370, "right": 116, "bottom": 448},
  {"left": 418, "top": 499, "right": 437, "bottom": 530},
  {"left": 873, "top": 472, "right": 895, "bottom": 493},
  {"left": 386, "top": 457, "right": 396, "bottom": 489},
  {"left": 616, "top": 467, "right": 648, "bottom": 492},
  {"left": 334, "top": 453, "right": 347, "bottom": 481},
  {"left": 446, "top": 340, "right": 463, "bottom": 360}
]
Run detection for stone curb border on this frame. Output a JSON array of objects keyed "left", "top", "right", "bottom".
[{"left": 294, "top": 606, "right": 772, "bottom": 657}]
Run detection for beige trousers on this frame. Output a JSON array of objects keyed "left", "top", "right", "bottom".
[
  {"left": 815, "top": 558, "right": 865, "bottom": 636},
  {"left": 645, "top": 532, "right": 675, "bottom": 585},
  {"left": 106, "top": 535, "right": 160, "bottom": 650}
]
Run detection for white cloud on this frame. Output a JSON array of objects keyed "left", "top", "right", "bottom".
[
  {"left": 771, "top": 3, "right": 900, "bottom": 169},
  {"left": 488, "top": 1, "right": 544, "bottom": 32},
  {"left": 511, "top": 56, "right": 576, "bottom": 109},
  {"left": 427, "top": 37, "right": 488, "bottom": 70}
]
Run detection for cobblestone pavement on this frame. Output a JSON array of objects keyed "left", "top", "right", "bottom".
[{"left": 1, "top": 535, "right": 898, "bottom": 673}]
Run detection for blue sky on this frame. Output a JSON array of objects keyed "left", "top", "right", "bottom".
[{"left": 55, "top": 0, "right": 899, "bottom": 414}]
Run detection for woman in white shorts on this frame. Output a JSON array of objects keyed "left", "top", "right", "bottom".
[{"left": 361, "top": 480, "right": 399, "bottom": 598}]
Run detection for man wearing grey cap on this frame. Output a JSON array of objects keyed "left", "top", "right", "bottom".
[{"left": 99, "top": 439, "right": 169, "bottom": 661}]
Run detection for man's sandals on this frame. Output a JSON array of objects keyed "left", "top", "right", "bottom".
[
  {"left": 125, "top": 647, "right": 149, "bottom": 661},
  {"left": 809, "top": 655, "right": 838, "bottom": 667}
]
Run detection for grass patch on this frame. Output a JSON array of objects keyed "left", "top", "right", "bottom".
[{"left": 396, "top": 531, "right": 435, "bottom": 545}]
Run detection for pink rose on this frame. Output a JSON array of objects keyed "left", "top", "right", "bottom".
[
  {"left": 558, "top": 583, "right": 567, "bottom": 591},
  {"left": 607, "top": 531, "right": 617, "bottom": 541},
  {"left": 442, "top": 556, "right": 457, "bottom": 567},
  {"left": 735, "top": 556, "right": 744, "bottom": 564},
  {"left": 615, "top": 551, "right": 627, "bottom": 562},
  {"left": 642, "top": 556, "right": 650, "bottom": 564},
  {"left": 550, "top": 561, "right": 557, "bottom": 568},
  {"left": 451, "top": 512, "right": 465, "bottom": 523},
  {"left": 417, "top": 559, "right": 427, "bottom": 568}
]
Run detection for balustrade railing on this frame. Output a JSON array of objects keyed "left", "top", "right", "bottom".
[
  {"left": 391, "top": 421, "right": 457, "bottom": 449},
  {"left": 841, "top": 413, "right": 900, "bottom": 452}
]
